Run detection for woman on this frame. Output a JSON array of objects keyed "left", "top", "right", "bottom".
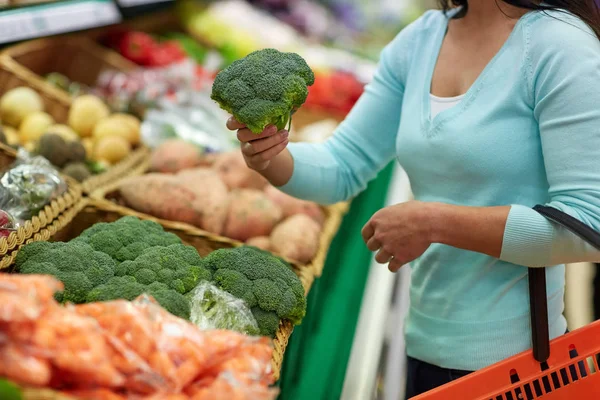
[{"left": 227, "top": 0, "right": 600, "bottom": 397}]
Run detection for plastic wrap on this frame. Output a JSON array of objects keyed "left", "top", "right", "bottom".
[
  {"left": 0, "top": 275, "right": 277, "bottom": 399},
  {"left": 0, "top": 150, "right": 67, "bottom": 221},
  {"left": 189, "top": 282, "right": 259, "bottom": 336}
]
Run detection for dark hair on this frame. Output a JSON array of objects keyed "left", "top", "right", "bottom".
[{"left": 438, "top": 1, "right": 600, "bottom": 39}]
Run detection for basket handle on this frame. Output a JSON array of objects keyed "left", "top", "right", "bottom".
[{"left": 529, "top": 205, "right": 600, "bottom": 363}]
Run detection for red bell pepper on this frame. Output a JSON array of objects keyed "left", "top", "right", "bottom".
[{"left": 119, "top": 32, "right": 155, "bottom": 65}]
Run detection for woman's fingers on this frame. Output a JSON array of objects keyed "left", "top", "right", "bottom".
[
  {"left": 241, "top": 130, "right": 289, "bottom": 156},
  {"left": 375, "top": 249, "right": 393, "bottom": 264},
  {"left": 366, "top": 237, "right": 381, "bottom": 252},
  {"left": 226, "top": 117, "right": 246, "bottom": 130},
  {"left": 248, "top": 139, "right": 289, "bottom": 165},
  {"left": 237, "top": 126, "right": 279, "bottom": 142},
  {"left": 389, "top": 258, "right": 404, "bottom": 272}
]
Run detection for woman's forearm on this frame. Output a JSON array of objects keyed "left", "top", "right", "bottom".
[
  {"left": 259, "top": 148, "right": 294, "bottom": 187},
  {"left": 431, "top": 203, "right": 511, "bottom": 258}
]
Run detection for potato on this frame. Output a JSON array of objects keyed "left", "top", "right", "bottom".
[
  {"left": 212, "top": 151, "right": 268, "bottom": 190},
  {"left": 92, "top": 114, "right": 140, "bottom": 145},
  {"left": 68, "top": 95, "right": 110, "bottom": 137},
  {"left": 270, "top": 214, "right": 322, "bottom": 263},
  {"left": 246, "top": 236, "right": 271, "bottom": 251},
  {"left": 264, "top": 185, "right": 325, "bottom": 225},
  {"left": 176, "top": 168, "right": 230, "bottom": 234},
  {"left": 81, "top": 138, "right": 94, "bottom": 158},
  {"left": 46, "top": 124, "right": 79, "bottom": 142},
  {"left": 223, "top": 189, "right": 282, "bottom": 241},
  {"left": 2, "top": 126, "right": 19, "bottom": 146},
  {"left": 150, "top": 139, "right": 203, "bottom": 173},
  {"left": 19, "top": 111, "right": 54, "bottom": 144},
  {"left": 119, "top": 174, "right": 205, "bottom": 227},
  {"left": 94, "top": 136, "right": 131, "bottom": 164},
  {"left": 0, "top": 87, "right": 44, "bottom": 127},
  {"left": 119, "top": 170, "right": 230, "bottom": 234},
  {"left": 112, "top": 113, "right": 141, "bottom": 144}
]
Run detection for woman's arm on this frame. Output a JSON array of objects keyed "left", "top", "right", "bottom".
[
  {"left": 364, "top": 15, "right": 600, "bottom": 269},
  {"left": 229, "top": 13, "right": 433, "bottom": 205}
]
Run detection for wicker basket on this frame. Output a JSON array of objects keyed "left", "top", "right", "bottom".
[
  {"left": 0, "top": 36, "right": 136, "bottom": 93},
  {"left": 0, "top": 148, "right": 84, "bottom": 270},
  {"left": 13, "top": 199, "right": 315, "bottom": 394},
  {"left": 88, "top": 157, "right": 347, "bottom": 274},
  {"left": 0, "top": 38, "right": 150, "bottom": 194}
]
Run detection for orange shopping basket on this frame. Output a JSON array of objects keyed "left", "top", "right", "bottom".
[{"left": 413, "top": 205, "right": 600, "bottom": 400}]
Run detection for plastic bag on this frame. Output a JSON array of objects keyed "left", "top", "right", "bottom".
[
  {"left": 0, "top": 274, "right": 277, "bottom": 399},
  {"left": 189, "top": 282, "right": 259, "bottom": 336},
  {"left": 0, "top": 149, "right": 67, "bottom": 221}
]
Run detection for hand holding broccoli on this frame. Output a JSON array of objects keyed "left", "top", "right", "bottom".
[
  {"left": 226, "top": 117, "right": 289, "bottom": 171},
  {"left": 213, "top": 48, "right": 314, "bottom": 176}
]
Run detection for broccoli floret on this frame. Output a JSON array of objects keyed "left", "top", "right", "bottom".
[
  {"left": 16, "top": 241, "right": 116, "bottom": 304},
  {"left": 202, "top": 246, "right": 307, "bottom": 337},
  {"left": 147, "top": 287, "right": 190, "bottom": 320},
  {"left": 74, "top": 216, "right": 182, "bottom": 260},
  {"left": 251, "top": 307, "right": 281, "bottom": 337},
  {"left": 211, "top": 48, "right": 315, "bottom": 134},
  {"left": 86, "top": 276, "right": 146, "bottom": 302}
]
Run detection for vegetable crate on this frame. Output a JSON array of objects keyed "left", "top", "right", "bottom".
[
  {"left": 26, "top": 199, "right": 316, "bottom": 382},
  {"left": 0, "top": 39, "right": 151, "bottom": 195},
  {"left": 0, "top": 164, "right": 84, "bottom": 271},
  {"left": 0, "top": 36, "right": 136, "bottom": 99},
  {"left": 89, "top": 157, "right": 349, "bottom": 277}
]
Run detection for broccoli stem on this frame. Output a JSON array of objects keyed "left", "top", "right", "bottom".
[{"left": 287, "top": 113, "right": 293, "bottom": 132}]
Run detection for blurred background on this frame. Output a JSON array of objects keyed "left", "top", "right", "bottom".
[{"left": 0, "top": 0, "right": 594, "bottom": 399}]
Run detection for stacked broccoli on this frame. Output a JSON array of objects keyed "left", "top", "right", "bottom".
[
  {"left": 16, "top": 217, "right": 210, "bottom": 319},
  {"left": 202, "top": 246, "right": 307, "bottom": 337},
  {"left": 16, "top": 217, "right": 308, "bottom": 337},
  {"left": 211, "top": 48, "right": 315, "bottom": 133}
]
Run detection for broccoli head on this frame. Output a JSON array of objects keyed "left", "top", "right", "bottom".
[
  {"left": 15, "top": 241, "right": 116, "bottom": 304},
  {"left": 202, "top": 246, "right": 307, "bottom": 337},
  {"left": 73, "top": 216, "right": 182, "bottom": 261},
  {"left": 87, "top": 276, "right": 191, "bottom": 319},
  {"left": 211, "top": 48, "right": 315, "bottom": 134}
]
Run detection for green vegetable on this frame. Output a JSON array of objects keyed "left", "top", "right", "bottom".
[
  {"left": 73, "top": 216, "right": 182, "bottom": 261},
  {"left": 164, "top": 33, "right": 207, "bottom": 64},
  {"left": 63, "top": 162, "right": 91, "bottom": 182},
  {"left": 15, "top": 241, "right": 116, "bottom": 303},
  {"left": 201, "top": 246, "right": 306, "bottom": 337},
  {"left": 188, "top": 281, "right": 260, "bottom": 335},
  {"left": 16, "top": 217, "right": 208, "bottom": 320},
  {"left": 211, "top": 48, "right": 315, "bottom": 134},
  {"left": 0, "top": 379, "right": 22, "bottom": 400}
]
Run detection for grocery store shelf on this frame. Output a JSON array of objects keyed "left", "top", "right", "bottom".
[
  {"left": 0, "top": 0, "right": 121, "bottom": 45},
  {"left": 116, "top": 0, "right": 171, "bottom": 6},
  {"left": 340, "top": 166, "right": 413, "bottom": 400}
]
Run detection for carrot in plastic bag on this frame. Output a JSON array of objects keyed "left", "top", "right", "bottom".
[
  {"left": 66, "top": 388, "right": 126, "bottom": 400},
  {"left": 0, "top": 274, "right": 63, "bottom": 323},
  {"left": 0, "top": 343, "right": 52, "bottom": 387}
]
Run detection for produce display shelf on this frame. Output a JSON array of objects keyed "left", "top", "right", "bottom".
[
  {"left": 0, "top": 0, "right": 121, "bottom": 45},
  {"left": 0, "top": 39, "right": 149, "bottom": 194},
  {"left": 0, "top": 143, "right": 84, "bottom": 270},
  {"left": 88, "top": 156, "right": 348, "bottom": 275}
]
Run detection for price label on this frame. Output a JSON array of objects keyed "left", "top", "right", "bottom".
[{"left": 0, "top": 0, "right": 121, "bottom": 44}]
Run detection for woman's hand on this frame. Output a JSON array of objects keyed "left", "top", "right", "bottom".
[
  {"left": 226, "top": 117, "right": 289, "bottom": 171},
  {"left": 361, "top": 201, "right": 436, "bottom": 272}
]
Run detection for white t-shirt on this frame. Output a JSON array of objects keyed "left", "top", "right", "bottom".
[{"left": 430, "top": 93, "right": 465, "bottom": 119}]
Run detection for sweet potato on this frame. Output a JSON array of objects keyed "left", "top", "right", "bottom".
[
  {"left": 150, "top": 140, "right": 203, "bottom": 173},
  {"left": 223, "top": 190, "right": 282, "bottom": 241},
  {"left": 270, "top": 215, "right": 321, "bottom": 263},
  {"left": 119, "top": 170, "right": 229, "bottom": 234},
  {"left": 264, "top": 186, "right": 325, "bottom": 225},
  {"left": 245, "top": 236, "right": 271, "bottom": 251},
  {"left": 213, "top": 151, "right": 268, "bottom": 190}
]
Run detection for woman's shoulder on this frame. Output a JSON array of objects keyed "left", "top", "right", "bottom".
[
  {"left": 523, "top": 9, "right": 599, "bottom": 51},
  {"left": 384, "top": 9, "right": 447, "bottom": 54}
]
